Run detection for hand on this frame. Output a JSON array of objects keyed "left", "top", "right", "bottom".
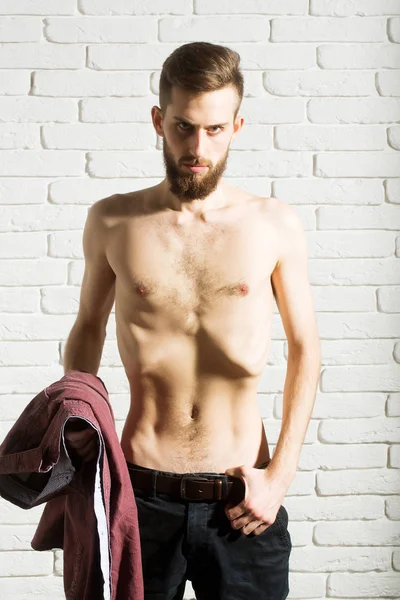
[
  {"left": 64, "top": 418, "right": 99, "bottom": 464},
  {"left": 224, "top": 464, "right": 286, "bottom": 536}
]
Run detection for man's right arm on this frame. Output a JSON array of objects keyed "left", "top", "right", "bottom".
[{"left": 63, "top": 198, "right": 116, "bottom": 377}]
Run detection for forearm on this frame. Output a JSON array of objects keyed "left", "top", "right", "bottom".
[
  {"left": 267, "top": 344, "right": 321, "bottom": 489},
  {"left": 63, "top": 320, "right": 106, "bottom": 376}
]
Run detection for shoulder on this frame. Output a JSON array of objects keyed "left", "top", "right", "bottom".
[
  {"left": 258, "top": 196, "right": 307, "bottom": 265},
  {"left": 89, "top": 187, "right": 150, "bottom": 223}
]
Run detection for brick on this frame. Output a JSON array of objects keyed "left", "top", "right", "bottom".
[
  {"left": 41, "top": 286, "right": 82, "bottom": 314},
  {"left": 387, "top": 394, "right": 400, "bottom": 417},
  {"left": 388, "top": 17, "right": 400, "bottom": 42},
  {"left": 0, "top": 43, "right": 84, "bottom": 69},
  {"left": 299, "top": 443, "right": 387, "bottom": 470},
  {"left": 49, "top": 177, "right": 157, "bottom": 203},
  {"left": 0, "top": 204, "right": 88, "bottom": 232},
  {"left": 290, "top": 546, "right": 391, "bottom": 572},
  {"left": 317, "top": 204, "right": 400, "bottom": 229},
  {"left": 0, "top": 178, "right": 47, "bottom": 204},
  {"left": 0, "top": 525, "right": 38, "bottom": 549},
  {"left": 0, "top": 97, "right": 77, "bottom": 122},
  {"left": 45, "top": 16, "right": 157, "bottom": 43},
  {"left": 389, "top": 444, "right": 400, "bottom": 467},
  {"left": 271, "top": 17, "right": 386, "bottom": 42},
  {"left": 0, "top": 232, "right": 45, "bottom": 257},
  {"left": 328, "top": 572, "right": 400, "bottom": 597},
  {"left": 0, "top": 365, "right": 71, "bottom": 392},
  {"left": 321, "top": 364, "right": 400, "bottom": 392},
  {"left": 274, "top": 178, "right": 383, "bottom": 205},
  {"left": 320, "top": 339, "right": 394, "bottom": 364},
  {"left": 317, "top": 469, "right": 400, "bottom": 495},
  {"left": 386, "top": 496, "right": 400, "bottom": 519},
  {"left": 309, "top": 258, "right": 400, "bottom": 285},
  {"left": 318, "top": 44, "right": 400, "bottom": 69},
  {"left": 0, "top": 577, "right": 64, "bottom": 599},
  {"left": 43, "top": 123, "right": 155, "bottom": 150},
  {"left": 377, "top": 287, "right": 400, "bottom": 312},
  {"left": 0, "top": 288, "right": 39, "bottom": 313},
  {"left": 0, "top": 0, "right": 75, "bottom": 14},
  {"left": 81, "top": 97, "right": 156, "bottom": 122},
  {"left": 0, "top": 70, "right": 30, "bottom": 94},
  {"left": 308, "top": 98, "right": 400, "bottom": 123},
  {"left": 280, "top": 391, "right": 386, "bottom": 418},
  {"left": 0, "top": 497, "right": 44, "bottom": 524},
  {"left": 307, "top": 231, "right": 394, "bottom": 258},
  {"left": 159, "top": 17, "right": 270, "bottom": 42},
  {"left": 377, "top": 71, "right": 400, "bottom": 96},
  {"left": 319, "top": 417, "right": 400, "bottom": 443},
  {"left": 0, "top": 17, "right": 41, "bottom": 41},
  {"left": 285, "top": 573, "right": 325, "bottom": 597},
  {"left": 264, "top": 69, "right": 374, "bottom": 96},
  {"left": 0, "top": 341, "right": 58, "bottom": 366},
  {"left": 315, "top": 152, "right": 400, "bottom": 178},
  {"left": 33, "top": 70, "right": 149, "bottom": 97},
  {"left": 276, "top": 124, "right": 385, "bottom": 150},
  {"left": 388, "top": 125, "right": 400, "bottom": 149},
  {"left": 195, "top": 0, "right": 307, "bottom": 14},
  {"left": 310, "top": 0, "right": 400, "bottom": 16},
  {"left": 286, "top": 494, "right": 383, "bottom": 521},
  {"left": 0, "top": 260, "right": 67, "bottom": 286},
  {"left": 0, "top": 123, "right": 39, "bottom": 149},
  {"left": 88, "top": 150, "right": 163, "bottom": 177},
  {"left": 0, "top": 150, "right": 84, "bottom": 176},
  {"left": 0, "top": 551, "right": 52, "bottom": 576},
  {"left": 0, "top": 394, "right": 42, "bottom": 419},
  {"left": 80, "top": 0, "right": 191, "bottom": 15},
  {"left": 386, "top": 179, "right": 400, "bottom": 204},
  {"left": 48, "top": 231, "right": 84, "bottom": 258}
]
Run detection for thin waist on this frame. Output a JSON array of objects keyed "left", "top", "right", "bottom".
[{"left": 126, "top": 458, "right": 271, "bottom": 480}]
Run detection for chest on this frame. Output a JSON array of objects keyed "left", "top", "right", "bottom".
[{"left": 109, "top": 208, "right": 277, "bottom": 317}]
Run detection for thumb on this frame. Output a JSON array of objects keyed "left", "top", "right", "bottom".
[{"left": 224, "top": 465, "right": 246, "bottom": 478}]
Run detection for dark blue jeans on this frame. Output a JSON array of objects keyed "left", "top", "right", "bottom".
[{"left": 127, "top": 460, "right": 291, "bottom": 600}]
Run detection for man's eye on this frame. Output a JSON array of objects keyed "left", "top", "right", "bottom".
[
  {"left": 177, "top": 123, "right": 223, "bottom": 134},
  {"left": 209, "top": 126, "right": 222, "bottom": 133}
]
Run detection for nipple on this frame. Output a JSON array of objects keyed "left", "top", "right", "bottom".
[
  {"left": 136, "top": 283, "right": 148, "bottom": 296},
  {"left": 238, "top": 283, "right": 249, "bottom": 296}
]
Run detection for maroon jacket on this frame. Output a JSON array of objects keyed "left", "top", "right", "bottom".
[{"left": 0, "top": 370, "right": 144, "bottom": 600}]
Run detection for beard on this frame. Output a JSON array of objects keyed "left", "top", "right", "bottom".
[{"left": 162, "top": 136, "right": 230, "bottom": 201}]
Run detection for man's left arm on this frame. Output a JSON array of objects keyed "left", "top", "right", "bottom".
[{"left": 268, "top": 201, "right": 322, "bottom": 490}]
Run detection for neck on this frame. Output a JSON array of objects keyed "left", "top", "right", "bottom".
[{"left": 159, "top": 178, "right": 229, "bottom": 216}]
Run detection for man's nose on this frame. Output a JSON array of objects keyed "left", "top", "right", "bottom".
[{"left": 189, "top": 129, "right": 208, "bottom": 159}]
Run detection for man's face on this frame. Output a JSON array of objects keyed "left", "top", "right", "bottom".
[{"left": 153, "top": 86, "right": 243, "bottom": 201}]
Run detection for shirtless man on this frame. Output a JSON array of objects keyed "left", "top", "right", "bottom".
[{"left": 64, "top": 42, "right": 321, "bottom": 600}]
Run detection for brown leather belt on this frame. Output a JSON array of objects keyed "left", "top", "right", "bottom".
[
  {"left": 127, "top": 459, "right": 270, "bottom": 502},
  {"left": 129, "top": 470, "right": 234, "bottom": 501}
]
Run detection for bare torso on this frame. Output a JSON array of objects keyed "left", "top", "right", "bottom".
[{"left": 103, "top": 182, "right": 283, "bottom": 474}]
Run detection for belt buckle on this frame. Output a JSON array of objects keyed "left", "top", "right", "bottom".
[{"left": 179, "top": 476, "right": 224, "bottom": 501}]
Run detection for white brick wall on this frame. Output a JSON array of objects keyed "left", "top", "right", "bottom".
[{"left": 0, "top": 1, "right": 399, "bottom": 598}]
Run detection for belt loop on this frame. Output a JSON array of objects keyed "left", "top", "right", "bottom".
[
  {"left": 221, "top": 476, "right": 228, "bottom": 499},
  {"left": 150, "top": 470, "right": 158, "bottom": 499},
  {"left": 214, "top": 477, "right": 225, "bottom": 500}
]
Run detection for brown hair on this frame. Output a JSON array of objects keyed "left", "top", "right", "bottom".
[{"left": 159, "top": 42, "right": 244, "bottom": 121}]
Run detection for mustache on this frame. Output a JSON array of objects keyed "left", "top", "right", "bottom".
[{"left": 181, "top": 160, "right": 209, "bottom": 167}]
